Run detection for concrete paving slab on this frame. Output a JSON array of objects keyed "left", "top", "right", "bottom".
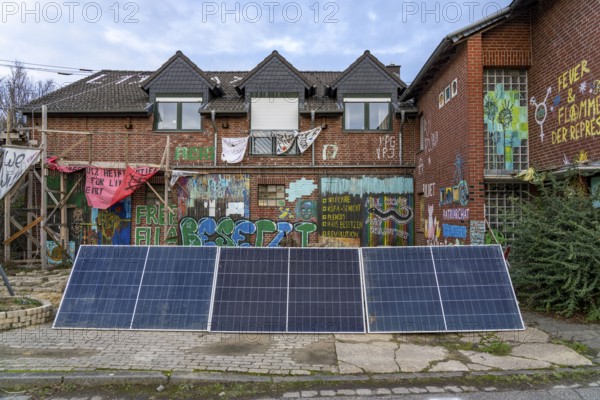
[
  {"left": 335, "top": 341, "right": 399, "bottom": 373},
  {"left": 511, "top": 343, "right": 593, "bottom": 366},
  {"left": 496, "top": 327, "right": 550, "bottom": 344},
  {"left": 395, "top": 344, "right": 448, "bottom": 372},
  {"left": 169, "top": 372, "right": 271, "bottom": 383},
  {"left": 459, "top": 350, "right": 552, "bottom": 370},
  {"left": 429, "top": 360, "right": 470, "bottom": 372},
  {"left": 337, "top": 361, "right": 363, "bottom": 374},
  {"left": 334, "top": 334, "right": 394, "bottom": 343},
  {"left": 467, "top": 363, "right": 493, "bottom": 371}
]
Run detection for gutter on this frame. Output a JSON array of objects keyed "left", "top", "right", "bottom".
[{"left": 400, "top": 6, "right": 511, "bottom": 102}]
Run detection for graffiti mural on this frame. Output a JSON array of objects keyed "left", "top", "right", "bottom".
[
  {"left": 180, "top": 217, "right": 317, "bottom": 247},
  {"left": 320, "top": 176, "right": 414, "bottom": 247},
  {"left": 177, "top": 174, "right": 250, "bottom": 220},
  {"left": 484, "top": 83, "right": 528, "bottom": 170},
  {"left": 295, "top": 199, "right": 317, "bottom": 221},
  {"left": 134, "top": 204, "right": 178, "bottom": 245},
  {"left": 286, "top": 178, "right": 318, "bottom": 202},
  {"left": 46, "top": 241, "right": 76, "bottom": 266},
  {"left": 89, "top": 197, "right": 131, "bottom": 245},
  {"left": 439, "top": 155, "right": 469, "bottom": 207},
  {"left": 424, "top": 205, "right": 441, "bottom": 245},
  {"left": 376, "top": 135, "right": 396, "bottom": 160}
]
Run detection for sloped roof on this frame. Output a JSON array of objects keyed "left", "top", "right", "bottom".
[
  {"left": 141, "top": 51, "right": 214, "bottom": 91},
  {"left": 329, "top": 50, "right": 407, "bottom": 90},
  {"left": 23, "top": 70, "right": 152, "bottom": 114}
]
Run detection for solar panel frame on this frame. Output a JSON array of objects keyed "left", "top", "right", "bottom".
[
  {"left": 287, "top": 248, "right": 366, "bottom": 334},
  {"left": 361, "top": 245, "right": 524, "bottom": 333},
  {"left": 432, "top": 245, "right": 525, "bottom": 332},
  {"left": 53, "top": 245, "right": 150, "bottom": 330},
  {"left": 210, "top": 247, "right": 289, "bottom": 333},
  {"left": 130, "top": 246, "right": 218, "bottom": 331},
  {"left": 361, "top": 247, "right": 447, "bottom": 333}
]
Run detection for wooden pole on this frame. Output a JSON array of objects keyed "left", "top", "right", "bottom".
[
  {"left": 3, "top": 113, "right": 12, "bottom": 262},
  {"left": 60, "top": 172, "right": 68, "bottom": 264},
  {"left": 40, "top": 106, "right": 48, "bottom": 269}
]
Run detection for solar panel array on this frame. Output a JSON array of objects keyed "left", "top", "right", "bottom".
[{"left": 54, "top": 245, "right": 524, "bottom": 333}]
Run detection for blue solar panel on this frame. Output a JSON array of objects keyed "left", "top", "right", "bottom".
[
  {"left": 362, "top": 246, "right": 523, "bottom": 333},
  {"left": 54, "top": 246, "right": 148, "bottom": 329},
  {"left": 288, "top": 248, "right": 364, "bottom": 333},
  {"left": 131, "top": 247, "right": 217, "bottom": 330},
  {"left": 362, "top": 247, "right": 445, "bottom": 333},
  {"left": 432, "top": 246, "right": 524, "bottom": 331},
  {"left": 210, "top": 248, "right": 288, "bottom": 332}
]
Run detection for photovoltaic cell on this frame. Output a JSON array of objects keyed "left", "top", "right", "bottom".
[
  {"left": 131, "top": 247, "right": 217, "bottom": 330},
  {"left": 362, "top": 247, "right": 445, "bottom": 333},
  {"left": 54, "top": 246, "right": 148, "bottom": 329},
  {"left": 288, "top": 248, "right": 364, "bottom": 333},
  {"left": 432, "top": 246, "right": 524, "bottom": 331},
  {"left": 210, "top": 248, "right": 288, "bottom": 332}
]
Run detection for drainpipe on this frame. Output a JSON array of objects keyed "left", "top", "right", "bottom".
[
  {"left": 310, "top": 110, "right": 315, "bottom": 166},
  {"left": 211, "top": 110, "right": 217, "bottom": 166},
  {"left": 399, "top": 110, "right": 405, "bottom": 166}
]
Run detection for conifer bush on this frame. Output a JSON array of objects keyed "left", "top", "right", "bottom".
[{"left": 508, "top": 173, "right": 600, "bottom": 321}]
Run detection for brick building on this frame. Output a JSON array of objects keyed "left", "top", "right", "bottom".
[
  {"left": 402, "top": 0, "right": 600, "bottom": 246},
  {"left": 15, "top": 0, "right": 599, "bottom": 258},
  {"left": 23, "top": 50, "right": 418, "bottom": 252}
]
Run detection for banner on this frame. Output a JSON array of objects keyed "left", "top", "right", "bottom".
[
  {"left": 221, "top": 137, "right": 249, "bottom": 164},
  {"left": 0, "top": 147, "right": 41, "bottom": 200},
  {"left": 85, "top": 166, "right": 158, "bottom": 209},
  {"left": 276, "top": 131, "right": 298, "bottom": 155},
  {"left": 47, "top": 157, "right": 85, "bottom": 173},
  {"left": 297, "top": 127, "right": 322, "bottom": 153}
]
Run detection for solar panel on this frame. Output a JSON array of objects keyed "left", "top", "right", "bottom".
[
  {"left": 362, "top": 247, "right": 445, "bottom": 333},
  {"left": 288, "top": 248, "right": 364, "bottom": 333},
  {"left": 131, "top": 247, "right": 217, "bottom": 330},
  {"left": 362, "top": 246, "right": 524, "bottom": 333},
  {"left": 432, "top": 246, "right": 524, "bottom": 331},
  {"left": 54, "top": 246, "right": 149, "bottom": 329},
  {"left": 210, "top": 248, "right": 288, "bottom": 332}
]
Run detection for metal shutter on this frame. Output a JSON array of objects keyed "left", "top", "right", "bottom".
[{"left": 251, "top": 97, "right": 299, "bottom": 130}]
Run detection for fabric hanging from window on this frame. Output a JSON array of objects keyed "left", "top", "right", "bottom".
[
  {"left": 276, "top": 131, "right": 298, "bottom": 155},
  {"left": 297, "top": 127, "right": 322, "bottom": 153},
  {"left": 221, "top": 137, "right": 249, "bottom": 164}
]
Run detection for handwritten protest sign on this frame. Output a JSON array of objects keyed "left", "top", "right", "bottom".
[
  {"left": 85, "top": 166, "right": 157, "bottom": 209},
  {"left": 0, "top": 147, "right": 41, "bottom": 200}
]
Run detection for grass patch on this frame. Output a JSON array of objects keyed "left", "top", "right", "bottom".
[
  {"left": 0, "top": 296, "right": 42, "bottom": 312},
  {"left": 480, "top": 341, "right": 512, "bottom": 356},
  {"left": 551, "top": 339, "right": 591, "bottom": 355}
]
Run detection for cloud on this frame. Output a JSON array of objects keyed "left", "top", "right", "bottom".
[{"left": 368, "top": 11, "right": 377, "bottom": 22}]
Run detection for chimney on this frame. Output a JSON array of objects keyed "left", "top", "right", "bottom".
[{"left": 386, "top": 63, "right": 401, "bottom": 79}]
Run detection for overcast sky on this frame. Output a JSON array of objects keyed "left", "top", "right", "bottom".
[{"left": 1, "top": 0, "right": 512, "bottom": 87}]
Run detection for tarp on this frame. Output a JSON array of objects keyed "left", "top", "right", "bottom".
[
  {"left": 85, "top": 166, "right": 158, "bottom": 209},
  {"left": 0, "top": 147, "right": 41, "bottom": 200}
]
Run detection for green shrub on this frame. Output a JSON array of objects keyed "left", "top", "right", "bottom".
[{"left": 508, "top": 173, "right": 600, "bottom": 321}]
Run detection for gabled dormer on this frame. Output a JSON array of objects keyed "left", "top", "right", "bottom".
[
  {"left": 142, "top": 51, "right": 221, "bottom": 132},
  {"left": 234, "top": 50, "right": 315, "bottom": 101},
  {"left": 327, "top": 51, "right": 407, "bottom": 132}
]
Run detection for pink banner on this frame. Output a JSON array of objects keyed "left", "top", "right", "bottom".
[
  {"left": 85, "top": 166, "right": 158, "bottom": 209},
  {"left": 47, "top": 157, "right": 85, "bottom": 173}
]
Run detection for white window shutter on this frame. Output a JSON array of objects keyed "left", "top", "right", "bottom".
[{"left": 251, "top": 97, "right": 299, "bottom": 130}]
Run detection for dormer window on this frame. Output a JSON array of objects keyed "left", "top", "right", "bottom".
[
  {"left": 343, "top": 97, "right": 392, "bottom": 131},
  {"left": 155, "top": 96, "right": 202, "bottom": 131}
]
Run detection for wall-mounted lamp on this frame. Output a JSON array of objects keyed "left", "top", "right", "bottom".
[{"left": 221, "top": 119, "right": 229, "bottom": 129}]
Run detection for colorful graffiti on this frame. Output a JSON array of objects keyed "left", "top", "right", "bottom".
[
  {"left": 134, "top": 204, "right": 178, "bottom": 245},
  {"left": 46, "top": 241, "right": 76, "bottom": 266},
  {"left": 320, "top": 176, "right": 414, "bottom": 246},
  {"left": 484, "top": 83, "right": 528, "bottom": 170},
  {"left": 376, "top": 135, "right": 396, "bottom": 160},
  {"left": 89, "top": 198, "right": 131, "bottom": 245},
  {"left": 177, "top": 174, "right": 250, "bottom": 219},
  {"left": 179, "top": 217, "right": 317, "bottom": 247},
  {"left": 470, "top": 220, "right": 485, "bottom": 245},
  {"left": 424, "top": 204, "right": 441, "bottom": 245},
  {"left": 174, "top": 146, "right": 215, "bottom": 162},
  {"left": 295, "top": 199, "right": 317, "bottom": 221},
  {"left": 286, "top": 178, "right": 318, "bottom": 202},
  {"left": 439, "top": 155, "right": 469, "bottom": 207},
  {"left": 544, "top": 60, "right": 600, "bottom": 146}
]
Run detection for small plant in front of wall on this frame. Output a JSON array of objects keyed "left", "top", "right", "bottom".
[{"left": 0, "top": 296, "right": 42, "bottom": 312}]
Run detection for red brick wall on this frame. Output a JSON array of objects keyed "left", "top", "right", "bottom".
[
  {"left": 528, "top": 0, "right": 600, "bottom": 170},
  {"left": 482, "top": 12, "right": 532, "bottom": 67}
]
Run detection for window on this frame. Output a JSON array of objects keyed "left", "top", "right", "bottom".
[
  {"left": 258, "top": 184, "right": 285, "bottom": 207},
  {"left": 484, "top": 69, "right": 528, "bottom": 173},
  {"left": 485, "top": 182, "right": 529, "bottom": 235},
  {"left": 250, "top": 94, "right": 299, "bottom": 156},
  {"left": 155, "top": 96, "right": 202, "bottom": 131},
  {"left": 419, "top": 115, "right": 425, "bottom": 151},
  {"left": 343, "top": 98, "right": 392, "bottom": 131}
]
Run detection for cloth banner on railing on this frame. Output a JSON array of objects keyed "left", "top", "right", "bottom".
[
  {"left": 47, "top": 157, "right": 85, "bottom": 173},
  {"left": 296, "top": 127, "right": 322, "bottom": 153},
  {"left": 85, "top": 166, "right": 158, "bottom": 209},
  {"left": 221, "top": 137, "right": 249, "bottom": 164},
  {"left": 0, "top": 147, "right": 41, "bottom": 200},
  {"left": 276, "top": 131, "right": 298, "bottom": 155}
]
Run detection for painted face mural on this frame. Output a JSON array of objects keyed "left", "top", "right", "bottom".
[{"left": 296, "top": 200, "right": 316, "bottom": 221}]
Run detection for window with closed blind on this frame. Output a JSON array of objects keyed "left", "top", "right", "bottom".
[{"left": 250, "top": 94, "right": 299, "bottom": 155}]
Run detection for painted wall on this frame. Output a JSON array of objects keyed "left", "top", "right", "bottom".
[{"left": 528, "top": 1, "right": 600, "bottom": 170}]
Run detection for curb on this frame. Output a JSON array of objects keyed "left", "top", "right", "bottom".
[{"left": 1, "top": 366, "right": 599, "bottom": 389}]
